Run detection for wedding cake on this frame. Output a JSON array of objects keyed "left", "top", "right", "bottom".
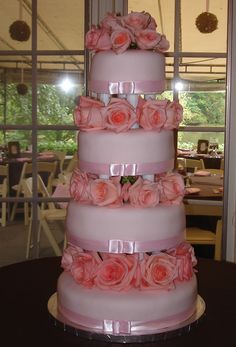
[{"left": 56, "top": 11, "right": 199, "bottom": 339}]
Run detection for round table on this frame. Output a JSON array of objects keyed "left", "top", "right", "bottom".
[{"left": 0, "top": 257, "right": 235, "bottom": 347}]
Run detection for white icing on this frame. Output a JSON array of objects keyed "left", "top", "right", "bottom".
[
  {"left": 58, "top": 272, "right": 197, "bottom": 330},
  {"left": 66, "top": 202, "right": 186, "bottom": 251},
  {"left": 89, "top": 50, "right": 165, "bottom": 94},
  {"left": 78, "top": 129, "right": 174, "bottom": 167}
]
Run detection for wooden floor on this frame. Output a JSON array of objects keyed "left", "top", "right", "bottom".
[{"left": 0, "top": 217, "right": 63, "bottom": 267}]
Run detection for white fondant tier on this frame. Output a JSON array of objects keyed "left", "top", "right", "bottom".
[
  {"left": 57, "top": 272, "right": 197, "bottom": 335},
  {"left": 88, "top": 50, "right": 165, "bottom": 94},
  {"left": 66, "top": 202, "right": 186, "bottom": 253},
  {"left": 78, "top": 129, "right": 175, "bottom": 176}
]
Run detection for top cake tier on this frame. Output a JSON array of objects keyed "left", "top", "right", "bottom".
[{"left": 88, "top": 50, "right": 165, "bottom": 95}]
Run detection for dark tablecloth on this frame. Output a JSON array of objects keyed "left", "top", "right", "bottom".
[{"left": 0, "top": 257, "right": 235, "bottom": 347}]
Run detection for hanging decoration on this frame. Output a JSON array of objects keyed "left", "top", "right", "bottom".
[
  {"left": 17, "top": 63, "right": 28, "bottom": 95},
  {"left": 195, "top": 0, "right": 218, "bottom": 34},
  {"left": 9, "top": 0, "right": 31, "bottom": 41}
]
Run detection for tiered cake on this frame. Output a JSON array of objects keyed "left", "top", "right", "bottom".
[{"left": 56, "top": 11, "right": 199, "bottom": 338}]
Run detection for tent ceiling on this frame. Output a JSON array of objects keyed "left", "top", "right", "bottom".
[{"left": 0, "top": 0, "right": 228, "bottom": 83}]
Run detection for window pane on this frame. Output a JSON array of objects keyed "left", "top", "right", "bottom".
[
  {"left": 0, "top": 0, "right": 32, "bottom": 51},
  {"left": 37, "top": 0, "right": 84, "bottom": 50},
  {"left": 37, "top": 130, "right": 77, "bottom": 155},
  {"left": 179, "top": 57, "right": 227, "bottom": 83},
  {"left": 178, "top": 131, "right": 224, "bottom": 152},
  {"left": 181, "top": 0, "right": 228, "bottom": 53},
  {"left": 179, "top": 90, "right": 225, "bottom": 127},
  {"left": 36, "top": 55, "right": 83, "bottom": 125}
]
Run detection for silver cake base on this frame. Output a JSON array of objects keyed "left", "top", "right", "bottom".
[{"left": 48, "top": 292, "right": 205, "bottom": 344}]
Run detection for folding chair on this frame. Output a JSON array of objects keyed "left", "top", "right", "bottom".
[
  {"left": 184, "top": 199, "right": 223, "bottom": 260},
  {"left": 10, "top": 161, "right": 57, "bottom": 224},
  {"left": 23, "top": 175, "right": 67, "bottom": 259},
  {"left": 0, "top": 164, "right": 9, "bottom": 227}
]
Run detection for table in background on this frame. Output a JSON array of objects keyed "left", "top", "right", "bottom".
[
  {"left": 185, "top": 173, "right": 223, "bottom": 200},
  {"left": 178, "top": 153, "right": 223, "bottom": 169},
  {"left": 0, "top": 152, "right": 58, "bottom": 195},
  {"left": 0, "top": 256, "right": 236, "bottom": 347}
]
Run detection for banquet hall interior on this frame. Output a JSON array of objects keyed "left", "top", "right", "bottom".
[{"left": 0, "top": 0, "right": 236, "bottom": 266}]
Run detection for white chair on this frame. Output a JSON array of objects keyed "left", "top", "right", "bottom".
[
  {"left": 23, "top": 175, "right": 67, "bottom": 259},
  {"left": 63, "top": 152, "right": 78, "bottom": 174},
  {"left": 51, "top": 151, "right": 67, "bottom": 188},
  {"left": 52, "top": 150, "right": 66, "bottom": 173},
  {"left": 0, "top": 164, "right": 9, "bottom": 227},
  {"left": 184, "top": 199, "right": 223, "bottom": 260},
  {"left": 10, "top": 161, "right": 57, "bottom": 224}
]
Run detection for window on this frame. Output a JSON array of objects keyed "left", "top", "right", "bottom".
[
  {"left": 0, "top": 0, "right": 86, "bottom": 261},
  {"left": 128, "top": 0, "right": 228, "bottom": 153}
]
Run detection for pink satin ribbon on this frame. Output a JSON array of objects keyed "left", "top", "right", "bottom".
[
  {"left": 88, "top": 80, "right": 165, "bottom": 94},
  {"left": 67, "top": 233, "right": 184, "bottom": 253},
  {"left": 58, "top": 303, "right": 195, "bottom": 335},
  {"left": 79, "top": 159, "right": 174, "bottom": 176}
]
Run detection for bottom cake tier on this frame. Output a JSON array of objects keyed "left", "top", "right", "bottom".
[{"left": 57, "top": 272, "right": 198, "bottom": 335}]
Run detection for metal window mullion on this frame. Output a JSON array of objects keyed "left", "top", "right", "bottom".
[{"left": 31, "top": 0, "right": 39, "bottom": 258}]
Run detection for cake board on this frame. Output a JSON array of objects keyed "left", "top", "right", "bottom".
[{"left": 48, "top": 293, "right": 205, "bottom": 344}]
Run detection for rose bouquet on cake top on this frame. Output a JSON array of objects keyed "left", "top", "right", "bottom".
[{"left": 86, "top": 11, "right": 169, "bottom": 54}]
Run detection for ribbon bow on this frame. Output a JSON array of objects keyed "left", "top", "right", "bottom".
[
  {"left": 109, "top": 163, "right": 137, "bottom": 176},
  {"left": 109, "top": 81, "right": 135, "bottom": 94},
  {"left": 108, "top": 239, "right": 135, "bottom": 253},
  {"left": 103, "top": 320, "right": 131, "bottom": 334}
]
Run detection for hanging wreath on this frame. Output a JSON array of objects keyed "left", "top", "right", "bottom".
[
  {"left": 195, "top": 0, "right": 218, "bottom": 34},
  {"left": 17, "top": 64, "right": 28, "bottom": 95},
  {"left": 195, "top": 12, "right": 218, "bottom": 33},
  {"left": 9, "top": 0, "right": 31, "bottom": 42},
  {"left": 16, "top": 83, "right": 28, "bottom": 95},
  {"left": 9, "top": 20, "right": 31, "bottom": 42}
]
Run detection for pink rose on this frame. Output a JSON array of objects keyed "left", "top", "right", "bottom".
[
  {"left": 101, "top": 13, "right": 123, "bottom": 31},
  {"left": 168, "top": 243, "right": 197, "bottom": 281},
  {"left": 61, "top": 245, "right": 83, "bottom": 271},
  {"left": 140, "top": 253, "right": 177, "bottom": 289},
  {"left": 70, "top": 169, "right": 91, "bottom": 203},
  {"left": 155, "top": 34, "right": 170, "bottom": 52},
  {"left": 137, "top": 97, "right": 168, "bottom": 130},
  {"left": 129, "top": 177, "right": 159, "bottom": 207},
  {"left": 121, "top": 12, "right": 152, "bottom": 32},
  {"left": 121, "top": 181, "right": 132, "bottom": 202},
  {"left": 164, "top": 100, "right": 183, "bottom": 130},
  {"left": 127, "top": 176, "right": 143, "bottom": 206},
  {"left": 94, "top": 254, "right": 138, "bottom": 291},
  {"left": 74, "top": 96, "right": 105, "bottom": 131},
  {"left": 135, "top": 29, "right": 162, "bottom": 50},
  {"left": 109, "top": 176, "right": 123, "bottom": 207},
  {"left": 147, "top": 15, "right": 157, "bottom": 30},
  {"left": 103, "top": 98, "right": 137, "bottom": 132},
  {"left": 158, "top": 173, "right": 185, "bottom": 205},
  {"left": 71, "top": 251, "right": 100, "bottom": 288},
  {"left": 85, "top": 25, "right": 112, "bottom": 51},
  {"left": 111, "top": 29, "right": 133, "bottom": 54},
  {"left": 90, "top": 178, "right": 121, "bottom": 206}
]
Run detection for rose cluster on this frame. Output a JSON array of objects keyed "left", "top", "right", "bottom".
[
  {"left": 70, "top": 169, "right": 185, "bottom": 208},
  {"left": 74, "top": 96, "right": 183, "bottom": 133},
  {"left": 86, "top": 11, "right": 169, "bottom": 54},
  {"left": 61, "top": 242, "right": 197, "bottom": 291}
]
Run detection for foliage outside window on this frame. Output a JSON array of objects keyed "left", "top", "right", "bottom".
[{"left": 0, "top": 83, "right": 80, "bottom": 154}]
